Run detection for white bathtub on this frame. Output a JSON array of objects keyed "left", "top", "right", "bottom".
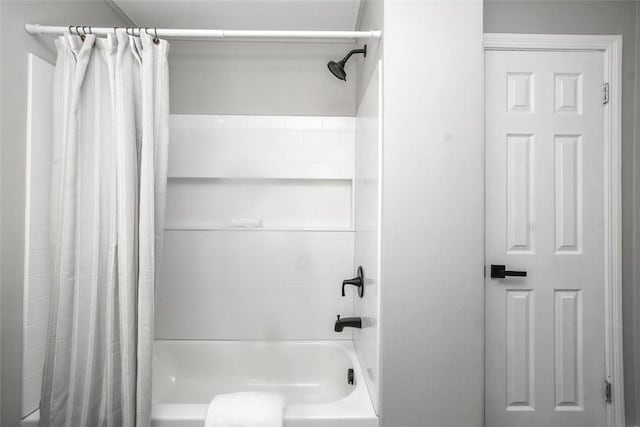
[
  {"left": 23, "top": 340, "right": 377, "bottom": 427},
  {"left": 152, "top": 340, "right": 378, "bottom": 427}
]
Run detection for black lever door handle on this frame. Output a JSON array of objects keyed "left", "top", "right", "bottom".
[{"left": 491, "top": 264, "right": 527, "bottom": 279}]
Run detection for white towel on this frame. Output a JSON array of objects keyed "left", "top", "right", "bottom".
[{"left": 204, "top": 392, "right": 286, "bottom": 427}]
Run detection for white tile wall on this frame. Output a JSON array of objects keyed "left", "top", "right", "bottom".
[
  {"left": 169, "top": 115, "right": 355, "bottom": 180},
  {"left": 354, "top": 62, "right": 382, "bottom": 413},
  {"left": 22, "top": 54, "right": 53, "bottom": 417},
  {"left": 166, "top": 115, "right": 355, "bottom": 230},
  {"left": 165, "top": 178, "right": 352, "bottom": 230},
  {"left": 156, "top": 230, "right": 354, "bottom": 339},
  {"left": 157, "top": 115, "right": 357, "bottom": 340}
]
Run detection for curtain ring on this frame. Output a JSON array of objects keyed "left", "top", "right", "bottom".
[
  {"left": 68, "top": 25, "right": 73, "bottom": 34},
  {"left": 75, "top": 26, "right": 85, "bottom": 41},
  {"left": 88, "top": 26, "right": 93, "bottom": 35},
  {"left": 145, "top": 27, "right": 160, "bottom": 45}
]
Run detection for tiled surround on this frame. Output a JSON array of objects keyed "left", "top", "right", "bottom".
[
  {"left": 168, "top": 115, "right": 355, "bottom": 180},
  {"left": 157, "top": 230, "right": 354, "bottom": 339},
  {"left": 22, "top": 55, "right": 53, "bottom": 417},
  {"left": 166, "top": 115, "right": 355, "bottom": 230},
  {"left": 157, "top": 115, "right": 356, "bottom": 340},
  {"left": 354, "top": 62, "right": 382, "bottom": 413},
  {"left": 166, "top": 178, "right": 352, "bottom": 230}
]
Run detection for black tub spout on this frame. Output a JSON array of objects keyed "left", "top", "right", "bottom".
[{"left": 334, "top": 315, "right": 362, "bottom": 332}]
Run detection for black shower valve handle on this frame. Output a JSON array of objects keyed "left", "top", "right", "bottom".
[
  {"left": 342, "top": 277, "right": 361, "bottom": 296},
  {"left": 341, "top": 266, "right": 365, "bottom": 298}
]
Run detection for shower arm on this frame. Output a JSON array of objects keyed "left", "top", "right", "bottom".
[{"left": 339, "top": 47, "right": 367, "bottom": 64}]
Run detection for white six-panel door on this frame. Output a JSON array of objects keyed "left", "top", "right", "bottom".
[{"left": 485, "top": 50, "right": 606, "bottom": 427}]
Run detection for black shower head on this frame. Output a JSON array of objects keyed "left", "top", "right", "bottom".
[
  {"left": 327, "top": 45, "right": 367, "bottom": 81},
  {"left": 327, "top": 60, "right": 347, "bottom": 80}
]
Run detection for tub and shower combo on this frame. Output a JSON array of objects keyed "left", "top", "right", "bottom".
[{"left": 22, "top": 14, "right": 382, "bottom": 427}]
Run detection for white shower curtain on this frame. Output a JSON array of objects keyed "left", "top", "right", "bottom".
[{"left": 40, "top": 31, "right": 169, "bottom": 427}]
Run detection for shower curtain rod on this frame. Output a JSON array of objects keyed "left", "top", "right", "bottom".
[{"left": 24, "top": 24, "right": 382, "bottom": 40}]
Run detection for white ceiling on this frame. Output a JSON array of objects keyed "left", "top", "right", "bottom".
[{"left": 111, "top": 0, "right": 363, "bottom": 31}]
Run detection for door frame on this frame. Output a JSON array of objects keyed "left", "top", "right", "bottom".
[{"left": 482, "top": 33, "right": 624, "bottom": 427}]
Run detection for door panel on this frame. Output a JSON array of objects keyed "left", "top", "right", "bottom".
[{"left": 485, "top": 50, "right": 605, "bottom": 427}]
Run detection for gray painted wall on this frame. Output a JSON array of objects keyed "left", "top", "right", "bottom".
[
  {"left": 168, "top": 40, "right": 357, "bottom": 116},
  {"left": 380, "top": 1, "right": 484, "bottom": 426},
  {"left": 0, "top": 2, "right": 128, "bottom": 425},
  {"left": 485, "top": 1, "right": 639, "bottom": 425}
]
